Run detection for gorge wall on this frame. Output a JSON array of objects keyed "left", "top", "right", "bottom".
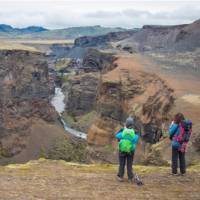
[
  {"left": 0, "top": 50, "right": 65, "bottom": 164},
  {"left": 62, "top": 49, "right": 117, "bottom": 132},
  {"left": 62, "top": 48, "right": 175, "bottom": 163},
  {"left": 116, "top": 19, "right": 200, "bottom": 53},
  {"left": 87, "top": 57, "right": 174, "bottom": 146}
]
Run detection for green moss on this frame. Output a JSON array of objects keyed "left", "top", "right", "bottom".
[
  {"left": 39, "top": 147, "right": 48, "bottom": 158},
  {"left": 55, "top": 58, "right": 71, "bottom": 70},
  {"left": 1, "top": 158, "right": 200, "bottom": 179},
  {"left": 47, "top": 136, "right": 87, "bottom": 162},
  {"left": 56, "top": 74, "right": 70, "bottom": 84},
  {"left": 6, "top": 162, "right": 33, "bottom": 171},
  {"left": 151, "top": 140, "right": 164, "bottom": 151},
  {"left": 145, "top": 141, "right": 170, "bottom": 166},
  {"left": 62, "top": 111, "right": 97, "bottom": 132},
  {"left": 58, "top": 160, "right": 169, "bottom": 174},
  {"left": 188, "top": 160, "right": 200, "bottom": 172},
  {"left": 62, "top": 112, "right": 75, "bottom": 125},
  {"left": 103, "top": 145, "right": 115, "bottom": 154},
  {"left": 76, "top": 111, "right": 97, "bottom": 128},
  {"left": 0, "top": 148, "right": 4, "bottom": 159},
  {"left": 0, "top": 147, "right": 11, "bottom": 158},
  {"left": 131, "top": 103, "right": 142, "bottom": 114},
  {"left": 61, "top": 75, "right": 69, "bottom": 82}
]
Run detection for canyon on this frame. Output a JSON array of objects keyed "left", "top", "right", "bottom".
[{"left": 0, "top": 19, "right": 200, "bottom": 166}]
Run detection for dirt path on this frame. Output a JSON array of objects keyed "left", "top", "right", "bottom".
[{"left": 0, "top": 159, "right": 200, "bottom": 200}]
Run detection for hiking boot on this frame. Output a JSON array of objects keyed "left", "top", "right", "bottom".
[
  {"left": 171, "top": 173, "right": 179, "bottom": 176},
  {"left": 117, "top": 176, "right": 124, "bottom": 182},
  {"left": 180, "top": 173, "right": 186, "bottom": 176}
]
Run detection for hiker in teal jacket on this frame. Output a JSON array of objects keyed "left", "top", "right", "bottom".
[
  {"left": 115, "top": 117, "right": 140, "bottom": 183},
  {"left": 168, "top": 113, "right": 192, "bottom": 175}
]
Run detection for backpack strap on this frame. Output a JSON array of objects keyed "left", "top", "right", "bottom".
[{"left": 169, "top": 124, "right": 179, "bottom": 140}]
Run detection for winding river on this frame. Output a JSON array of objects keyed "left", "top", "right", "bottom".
[{"left": 51, "top": 87, "right": 87, "bottom": 140}]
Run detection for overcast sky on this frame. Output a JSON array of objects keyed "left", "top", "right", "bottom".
[{"left": 0, "top": 0, "right": 200, "bottom": 29}]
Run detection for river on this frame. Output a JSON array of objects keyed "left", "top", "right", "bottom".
[{"left": 51, "top": 87, "right": 87, "bottom": 140}]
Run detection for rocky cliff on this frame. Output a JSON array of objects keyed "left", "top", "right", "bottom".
[
  {"left": 73, "top": 19, "right": 200, "bottom": 53},
  {"left": 117, "top": 19, "right": 200, "bottom": 52},
  {"left": 87, "top": 56, "right": 174, "bottom": 148},
  {"left": 62, "top": 49, "right": 117, "bottom": 132},
  {"left": 0, "top": 50, "right": 65, "bottom": 164},
  {"left": 61, "top": 49, "right": 175, "bottom": 163},
  {"left": 74, "top": 30, "right": 136, "bottom": 48},
  {"left": 64, "top": 73, "right": 100, "bottom": 116}
]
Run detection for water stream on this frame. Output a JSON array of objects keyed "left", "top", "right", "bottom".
[{"left": 51, "top": 87, "right": 87, "bottom": 140}]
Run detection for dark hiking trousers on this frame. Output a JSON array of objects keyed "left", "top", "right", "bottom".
[
  {"left": 117, "top": 152, "right": 134, "bottom": 180},
  {"left": 172, "top": 147, "right": 186, "bottom": 174}
]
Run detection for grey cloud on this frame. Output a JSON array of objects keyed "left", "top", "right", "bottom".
[
  {"left": 85, "top": 11, "right": 122, "bottom": 18},
  {"left": 0, "top": 2, "right": 200, "bottom": 28},
  {"left": 85, "top": 5, "right": 200, "bottom": 27}
]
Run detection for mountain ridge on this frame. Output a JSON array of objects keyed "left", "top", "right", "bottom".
[
  {"left": 0, "top": 24, "right": 127, "bottom": 39},
  {"left": 0, "top": 24, "right": 48, "bottom": 33}
]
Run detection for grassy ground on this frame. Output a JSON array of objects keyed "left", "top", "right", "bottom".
[
  {"left": 0, "top": 39, "right": 74, "bottom": 44},
  {"left": 8, "top": 39, "right": 74, "bottom": 45},
  {"left": 0, "top": 159, "right": 200, "bottom": 200},
  {"left": 0, "top": 40, "right": 39, "bottom": 52},
  {"left": 0, "top": 39, "right": 74, "bottom": 52}
]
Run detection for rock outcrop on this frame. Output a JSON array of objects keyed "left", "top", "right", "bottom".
[
  {"left": 50, "top": 44, "right": 72, "bottom": 59},
  {"left": 74, "top": 30, "right": 136, "bottom": 48},
  {"left": 61, "top": 49, "right": 175, "bottom": 163},
  {"left": 62, "top": 49, "right": 117, "bottom": 131},
  {"left": 64, "top": 73, "right": 100, "bottom": 116},
  {"left": 82, "top": 49, "right": 117, "bottom": 73},
  {"left": 117, "top": 19, "right": 200, "bottom": 52},
  {"left": 63, "top": 49, "right": 117, "bottom": 115},
  {"left": 0, "top": 50, "right": 65, "bottom": 164},
  {"left": 87, "top": 58, "right": 174, "bottom": 146}
]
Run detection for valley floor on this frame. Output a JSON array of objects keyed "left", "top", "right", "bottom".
[{"left": 0, "top": 159, "right": 200, "bottom": 200}]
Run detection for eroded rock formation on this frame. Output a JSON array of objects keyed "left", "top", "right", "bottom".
[
  {"left": 74, "top": 31, "right": 136, "bottom": 48},
  {"left": 63, "top": 49, "right": 117, "bottom": 116},
  {"left": 117, "top": 19, "right": 200, "bottom": 52},
  {"left": 64, "top": 73, "right": 100, "bottom": 116},
  {"left": 0, "top": 50, "right": 65, "bottom": 164},
  {"left": 88, "top": 58, "right": 174, "bottom": 146}
]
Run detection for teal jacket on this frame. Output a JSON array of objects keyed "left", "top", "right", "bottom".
[
  {"left": 168, "top": 123, "right": 182, "bottom": 149},
  {"left": 115, "top": 128, "right": 139, "bottom": 148}
]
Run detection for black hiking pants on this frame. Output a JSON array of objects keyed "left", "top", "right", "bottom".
[
  {"left": 117, "top": 152, "right": 134, "bottom": 180},
  {"left": 172, "top": 147, "right": 186, "bottom": 174}
]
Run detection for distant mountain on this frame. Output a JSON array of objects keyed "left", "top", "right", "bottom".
[
  {"left": 0, "top": 24, "right": 13, "bottom": 32},
  {"left": 0, "top": 24, "right": 48, "bottom": 33},
  {"left": 16, "top": 26, "right": 48, "bottom": 33},
  {"left": 74, "top": 30, "right": 137, "bottom": 48},
  {"left": 115, "top": 18, "right": 200, "bottom": 52},
  {"left": 0, "top": 25, "right": 126, "bottom": 39}
]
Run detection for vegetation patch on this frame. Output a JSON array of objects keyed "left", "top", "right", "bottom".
[
  {"left": 47, "top": 136, "right": 87, "bottom": 163},
  {"left": 0, "top": 40, "right": 39, "bottom": 52},
  {"left": 55, "top": 58, "right": 71, "bottom": 70},
  {"left": 62, "top": 111, "right": 97, "bottom": 132}
]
